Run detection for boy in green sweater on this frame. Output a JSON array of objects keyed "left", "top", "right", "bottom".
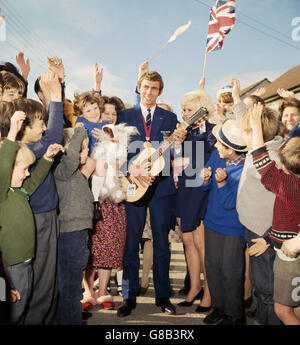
[{"left": 0, "top": 111, "right": 63, "bottom": 324}]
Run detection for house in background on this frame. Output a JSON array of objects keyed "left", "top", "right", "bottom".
[
  {"left": 240, "top": 65, "right": 300, "bottom": 111},
  {"left": 262, "top": 64, "right": 300, "bottom": 110},
  {"left": 240, "top": 78, "right": 271, "bottom": 99}
]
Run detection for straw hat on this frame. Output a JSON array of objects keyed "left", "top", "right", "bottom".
[{"left": 212, "top": 120, "right": 248, "bottom": 152}]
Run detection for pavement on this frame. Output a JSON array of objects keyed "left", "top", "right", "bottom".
[{"left": 85, "top": 242, "right": 258, "bottom": 326}]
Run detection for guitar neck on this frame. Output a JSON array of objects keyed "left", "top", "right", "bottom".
[{"left": 148, "top": 107, "right": 208, "bottom": 163}]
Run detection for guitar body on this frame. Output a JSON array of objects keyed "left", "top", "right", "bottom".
[
  {"left": 120, "top": 144, "right": 165, "bottom": 204},
  {"left": 121, "top": 106, "right": 208, "bottom": 204}
]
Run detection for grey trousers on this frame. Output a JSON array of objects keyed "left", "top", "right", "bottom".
[
  {"left": 6, "top": 260, "right": 33, "bottom": 324},
  {"left": 205, "top": 226, "right": 246, "bottom": 318},
  {"left": 24, "top": 209, "right": 58, "bottom": 325}
]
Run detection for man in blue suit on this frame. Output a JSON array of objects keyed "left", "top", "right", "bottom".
[{"left": 117, "top": 70, "right": 186, "bottom": 317}]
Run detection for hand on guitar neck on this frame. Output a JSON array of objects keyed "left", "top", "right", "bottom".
[{"left": 128, "top": 162, "right": 155, "bottom": 187}]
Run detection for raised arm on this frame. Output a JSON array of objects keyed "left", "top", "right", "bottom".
[
  {"left": 27, "top": 71, "right": 63, "bottom": 158},
  {"left": 93, "top": 62, "right": 103, "bottom": 93},
  {"left": 15, "top": 52, "right": 30, "bottom": 81},
  {"left": 0, "top": 111, "right": 26, "bottom": 202},
  {"left": 54, "top": 125, "right": 87, "bottom": 181}
]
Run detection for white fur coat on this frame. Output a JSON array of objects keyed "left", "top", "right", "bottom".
[{"left": 91, "top": 123, "right": 138, "bottom": 204}]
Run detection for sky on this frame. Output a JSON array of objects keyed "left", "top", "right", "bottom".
[{"left": 0, "top": 0, "right": 300, "bottom": 118}]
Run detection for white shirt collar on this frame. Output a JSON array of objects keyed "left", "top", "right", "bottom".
[{"left": 140, "top": 104, "right": 156, "bottom": 120}]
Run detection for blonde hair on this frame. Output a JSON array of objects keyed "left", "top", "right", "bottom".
[
  {"left": 73, "top": 91, "right": 104, "bottom": 117},
  {"left": 278, "top": 137, "right": 300, "bottom": 177},
  {"left": 241, "top": 106, "right": 285, "bottom": 142},
  {"left": 62, "top": 128, "right": 89, "bottom": 152},
  {"left": 181, "top": 89, "right": 214, "bottom": 120},
  {"left": 157, "top": 101, "right": 173, "bottom": 112},
  {"left": 0, "top": 139, "right": 36, "bottom": 166}
]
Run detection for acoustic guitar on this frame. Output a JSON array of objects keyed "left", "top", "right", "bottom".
[{"left": 120, "top": 106, "right": 209, "bottom": 205}]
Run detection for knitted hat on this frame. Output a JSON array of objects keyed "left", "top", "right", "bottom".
[
  {"left": 217, "top": 84, "right": 233, "bottom": 98},
  {"left": 212, "top": 120, "right": 248, "bottom": 152}
]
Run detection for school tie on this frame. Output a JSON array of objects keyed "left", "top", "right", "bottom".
[{"left": 146, "top": 108, "right": 152, "bottom": 128}]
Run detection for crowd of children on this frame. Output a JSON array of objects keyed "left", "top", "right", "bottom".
[{"left": 0, "top": 52, "right": 299, "bottom": 326}]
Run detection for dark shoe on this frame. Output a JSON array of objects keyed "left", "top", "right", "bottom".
[
  {"left": 117, "top": 299, "right": 136, "bottom": 318},
  {"left": 195, "top": 305, "right": 212, "bottom": 313},
  {"left": 203, "top": 308, "right": 225, "bottom": 324},
  {"left": 82, "top": 311, "right": 93, "bottom": 320},
  {"left": 137, "top": 286, "right": 148, "bottom": 296},
  {"left": 246, "top": 309, "right": 256, "bottom": 318},
  {"left": 155, "top": 298, "right": 176, "bottom": 315},
  {"left": 244, "top": 296, "right": 253, "bottom": 309},
  {"left": 178, "top": 289, "right": 204, "bottom": 307},
  {"left": 218, "top": 315, "right": 247, "bottom": 325}
]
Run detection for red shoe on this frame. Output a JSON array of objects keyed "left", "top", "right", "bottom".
[
  {"left": 97, "top": 295, "right": 115, "bottom": 310},
  {"left": 82, "top": 301, "right": 94, "bottom": 311}
]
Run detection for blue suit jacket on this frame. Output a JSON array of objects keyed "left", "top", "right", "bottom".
[{"left": 117, "top": 105, "right": 178, "bottom": 198}]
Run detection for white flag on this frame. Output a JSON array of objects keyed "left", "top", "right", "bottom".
[{"left": 168, "top": 20, "right": 192, "bottom": 43}]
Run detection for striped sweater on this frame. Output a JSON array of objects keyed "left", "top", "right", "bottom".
[{"left": 252, "top": 146, "right": 300, "bottom": 248}]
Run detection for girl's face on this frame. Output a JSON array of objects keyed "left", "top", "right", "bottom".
[
  {"left": 282, "top": 106, "right": 300, "bottom": 132},
  {"left": 82, "top": 102, "right": 101, "bottom": 122},
  {"left": 101, "top": 103, "right": 118, "bottom": 124},
  {"left": 181, "top": 102, "right": 198, "bottom": 122}
]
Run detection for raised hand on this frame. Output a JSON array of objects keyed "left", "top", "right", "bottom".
[
  {"left": 15, "top": 52, "right": 30, "bottom": 81},
  {"left": 46, "top": 56, "right": 65, "bottom": 83},
  {"left": 231, "top": 78, "right": 241, "bottom": 104},
  {"left": 199, "top": 77, "right": 205, "bottom": 90},
  {"left": 249, "top": 102, "right": 264, "bottom": 150},
  {"left": 44, "top": 143, "right": 64, "bottom": 160},
  {"left": 138, "top": 61, "right": 149, "bottom": 79},
  {"left": 201, "top": 167, "right": 212, "bottom": 185},
  {"left": 277, "top": 88, "right": 295, "bottom": 99},
  {"left": 251, "top": 87, "right": 266, "bottom": 98},
  {"left": 94, "top": 62, "right": 103, "bottom": 92},
  {"left": 7, "top": 111, "right": 26, "bottom": 141},
  {"left": 39, "top": 71, "right": 62, "bottom": 103}
]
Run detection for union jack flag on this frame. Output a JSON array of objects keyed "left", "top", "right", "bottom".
[{"left": 206, "top": 0, "right": 236, "bottom": 53}]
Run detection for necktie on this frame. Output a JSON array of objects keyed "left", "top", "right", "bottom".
[{"left": 146, "top": 108, "right": 151, "bottom": 128}]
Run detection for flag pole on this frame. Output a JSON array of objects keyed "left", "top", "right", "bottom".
[
  {"left": 202, "top": 51, "right": 207, "bottom": 79},
  {"left": 148, "top": 40, "right": 170, "bottom": 63}
]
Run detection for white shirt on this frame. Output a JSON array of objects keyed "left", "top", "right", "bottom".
[{"left": 140, "top": 104, "right": 156, "bottom": 122}]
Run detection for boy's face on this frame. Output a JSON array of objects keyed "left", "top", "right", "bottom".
[
  {"left": 215, "top": 140, "right": 232, "bottom": 159},
  {"left": 82, "top": 102, "right": 101, "bottom": 122},
  {"left": 181, "top": 102, "right": 198, "bottom": 122},
  {"left": 10, "top": 163, "right": 30, "bottom": 188},
  {"left": 2, "top": 87, "right": 23, "bottom": 102},
  {"left": 101, "top": 103, "right": 117, "bottom": 124},
  {"left": 23, "top": 118, "right": 47, "bottom": 143}
]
